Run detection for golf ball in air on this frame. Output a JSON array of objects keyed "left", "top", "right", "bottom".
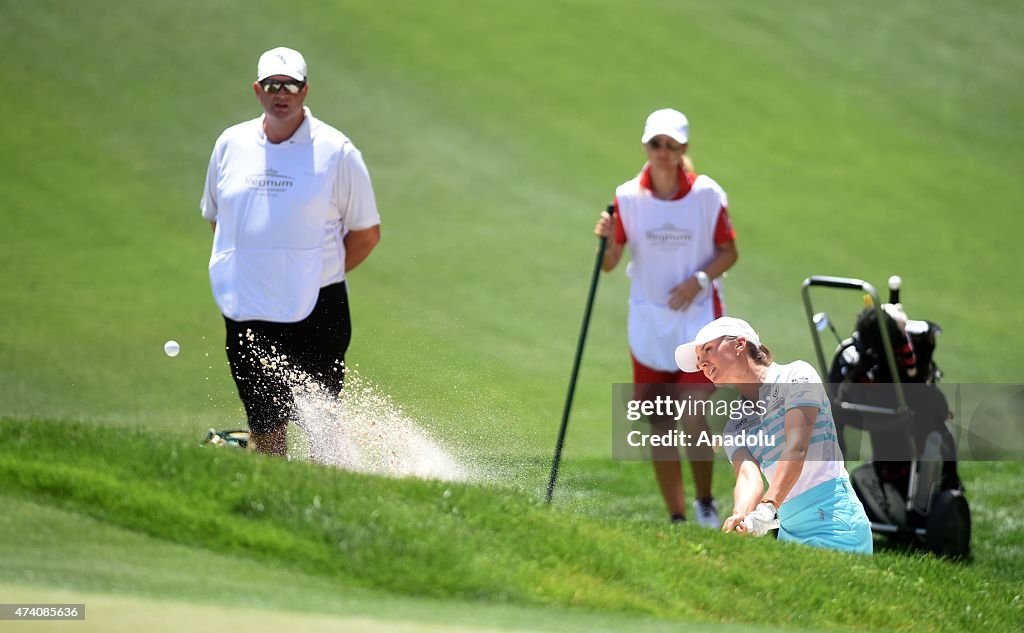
[{"left": 164, "top": 340, "right": 180, "bottom": 357}]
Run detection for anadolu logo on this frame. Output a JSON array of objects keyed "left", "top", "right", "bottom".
[
  {"left": 645, "top": 223, "right": 692, "bottom": 246},
  {"left": 245, "top": 169, "right": 294, "bottom": 192}
]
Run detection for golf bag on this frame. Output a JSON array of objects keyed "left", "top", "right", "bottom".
[
  {"left": 830, "top": 306, "right": 961, "bottom": 493},
  {"left": 827, "top": 299, "right": 969, "bottom": 557}
]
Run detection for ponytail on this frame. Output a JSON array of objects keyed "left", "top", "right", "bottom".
[{"left": 748, "top": 343, "right": 772, "bottom": 366}]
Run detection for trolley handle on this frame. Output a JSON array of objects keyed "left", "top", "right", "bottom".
[
  {"left": 800, "top": 275, "right": 908, "bottom": 413},
  {"left": 838, "top": 401, "right": 902, "bottom": 417},
  {"left": 802, "top": 275, "right": 878, "bottom": 297}
]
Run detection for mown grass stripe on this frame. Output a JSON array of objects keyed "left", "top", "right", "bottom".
[{"left": 1, "top": 420, "right": 1021, "bottom": 631}]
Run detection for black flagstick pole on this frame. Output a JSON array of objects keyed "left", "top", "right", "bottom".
[{"left": 546, "top": 203, "right": 616, "bottom": 503}]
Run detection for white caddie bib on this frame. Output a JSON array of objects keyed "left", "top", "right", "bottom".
[
  {"left": 616, "top": 173, "right": 727, "bottom": 371},
  {"left": 201, "top": 108, "right": 379, "bottom": 323}
]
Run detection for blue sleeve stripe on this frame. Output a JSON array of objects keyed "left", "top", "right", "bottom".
[
  {"left": 760, "top": 442, "right": 784, "bottom": 464},
  {"left": 766, "top": 402, "right": 827, "bottom": 428},
  {"left": 765, "top": 416, "right": 830, "bottom": 435},
  {"left": 813, "top": 422, "right": 836, "bottom": 435},
  {"left": 784, "top": 400, "right": 824, "bottom": 411},
  {"left": 757, "top": 432, "right": 836, "bottom": 466}
]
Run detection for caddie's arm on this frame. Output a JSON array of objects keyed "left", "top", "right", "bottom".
[
  {"left": 669, "top": 239, "right": 738, "bottom": 310},
  {"left": 702, "top": 239, "right": 737, "bottom": 281},
  {"left": 344, "top": 224, "right": 381, "bottom": 272},
  {"left": 723, "top": 448, "right": 764, "bottom": 533},
  {"left": 594, "top": 209, "right": 624, "bottom": 272},
  {"left": 762, "top": 405, "right": 816, "bottom": 506}
]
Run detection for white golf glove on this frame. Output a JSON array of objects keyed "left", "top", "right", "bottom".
[{"left": 742, "top": 502, "right": 779, "bottom": 536}]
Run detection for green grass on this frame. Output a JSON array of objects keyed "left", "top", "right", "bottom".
[
  {"left": 1, "top": 421, "right": 1022, "bottom": 632},
  {"left": 0, "top": 583, "right": 751, "bottom": 633},
  {"left": 1, "top": 0, "right": 1023, "bottom": 630},
  {"left": 0, "top": 498, "right": 746, "bottom": 633},
  {"left": 2, "top": 0, "right": 1023, "bottom": 442}
]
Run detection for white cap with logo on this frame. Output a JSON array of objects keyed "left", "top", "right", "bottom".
[
  {"left": 641, "top": 108, "right": 690, "bottom": 145},
  {"left": 257, "top": 47, "right": 307, "bottom": 81},
  {"left": 674, "top": 317, "right": 761, "bottom": 372}
]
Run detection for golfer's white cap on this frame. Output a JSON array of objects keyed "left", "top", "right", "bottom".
[
  {"left": 641, "top": 108, "right": 689, "bottom": 145},
  {"left": 257, "top": 47, "right": 307, "bottom": 81},
  {"left": 675, "top": 317, "right": 761, "bottom": 373}
]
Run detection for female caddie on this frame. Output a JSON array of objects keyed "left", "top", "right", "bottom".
[
  {"left": 594, "top": 108, "right": 738, "bottom": 527},
  {"left": 674, "top": 317, "right": 872, "bottom": 554}
]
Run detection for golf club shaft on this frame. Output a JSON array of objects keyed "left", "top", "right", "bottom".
[
  {"left": 828, "top": 322, "right": 842, "bottom": 345},
  {"left": 546, "top": 203, "right": 616, "bottom": 503}
]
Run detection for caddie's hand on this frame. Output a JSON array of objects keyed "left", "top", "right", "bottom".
[
  {"left": 741, "top": 502, "right": 778, "bottom": 537},
  {"left": 723, "top": 513, "right": 747, "bottom": 533},
  {"left": 668, "top": 277, "right": 701, "bottom": 310},
  {"left": 594, "top": 211, "right": 614, "bottom": 240}
]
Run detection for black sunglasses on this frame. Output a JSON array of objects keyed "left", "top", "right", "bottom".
[
  {"left": 260, "top": 79, "right": 306, "bottom": 94},
  {"left": 646, "top": 138, "right": 683, "bottom": 152}
]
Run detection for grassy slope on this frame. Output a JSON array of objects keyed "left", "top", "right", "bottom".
[
  {"left": 0, "top": 503, "right": 741, "bottom": 633},
  {"left": 0, "top": 583, "right": 744, "bottom": 633},
  {"left": 1, "top": 421, "right": 1021, "bottom": 632},
  {"left": 1, "top": 0, "right": 1023, "bottom": 630},
  {"left": 1, "top": 0, "right": 1022, "bottom": 447}
]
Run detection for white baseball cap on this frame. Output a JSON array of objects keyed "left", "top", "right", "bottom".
[
  {"left": 674, "top": 317, "right": 761, "bottom": 372},
  {"left": 641, "top": 108, "right": 689, "bottom": 145},
  {"left": 257, "top": 47, "right": 307, "bottom": 81}
]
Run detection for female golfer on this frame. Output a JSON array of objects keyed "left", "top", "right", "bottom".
[
  {"left": 595, "top": 108, "right": 738, "bottom": 527},
  {"left": 674, "top": 317, "right": 873, "bottom": 554}
]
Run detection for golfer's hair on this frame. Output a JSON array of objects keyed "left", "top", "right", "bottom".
[
  {"left": 748, "top": 342, "right": 772, "bottom": 366},
  {"left": 681, "top": 154, "right": 695, "bottom": 174},
  {"left": 724, "top": 336, "right": 773, "bottom": 366}
]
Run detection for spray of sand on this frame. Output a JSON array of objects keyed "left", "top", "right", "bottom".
[{"left": 239, "top": 330, "right": 471, "bottom": 482}]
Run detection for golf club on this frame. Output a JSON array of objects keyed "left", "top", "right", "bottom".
[
  {"left": 888, "top": 275, "right": 902, "bottom": 304},
  {"left": 546, "top": 203, "right": 615, "bottom": 503},
  {"left": 813, "top": 312, "right": 842, "bottom": 346}
]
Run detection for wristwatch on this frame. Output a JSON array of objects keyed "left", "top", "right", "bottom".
[{"left": 694, "top": 270, "right": 710, "bottom": 290}]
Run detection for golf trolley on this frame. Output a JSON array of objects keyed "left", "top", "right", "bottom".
[{"left": 801, "top": 275, "right": 970, "bottom": 558}]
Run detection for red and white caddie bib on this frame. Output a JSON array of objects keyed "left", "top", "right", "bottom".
[{"left": 615, "top": 169, "right": 730, "bottom": 371}]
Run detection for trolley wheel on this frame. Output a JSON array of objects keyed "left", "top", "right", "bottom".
[{"left": 926, "top": 489, "right": 971, "bottom": 559}]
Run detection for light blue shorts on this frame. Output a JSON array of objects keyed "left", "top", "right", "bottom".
[{"left": 778, "top": 478, "right": 873, "bottom": 555}]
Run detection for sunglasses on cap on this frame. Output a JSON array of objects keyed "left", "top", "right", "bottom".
[
  {"left": 646, "top": 138, "right": 683, "bottom": 152},
  {"left": 259, "top": 78, "right": 306, "bottom": 94}
]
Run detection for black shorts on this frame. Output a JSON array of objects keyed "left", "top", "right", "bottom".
[{"left": 224, "top": 282, "right": 351, "bottom": 434}]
